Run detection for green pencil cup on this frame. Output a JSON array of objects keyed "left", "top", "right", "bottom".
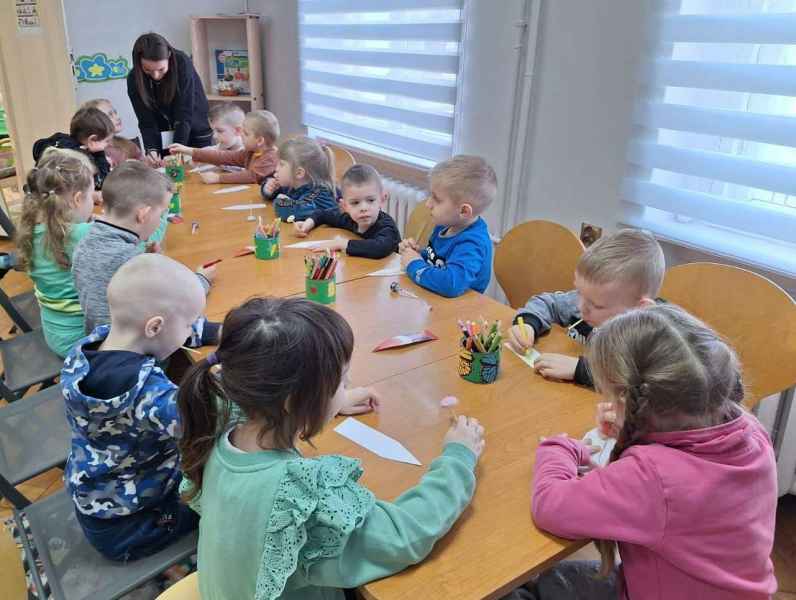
[
  {"left": 306, "top": 276, "right": 336, "bottom": 304},
  {"left": 458, "top": 348, "right": 501, "bottom": 384},
  {"left": 168, "top": 192, "right": 181, "bottom": 215},
  {"left": 254, "top": 235, "right": 280, "bottom": 260},
  {"left": 165, "top": 164, "right": 185, "bottom": 182}
]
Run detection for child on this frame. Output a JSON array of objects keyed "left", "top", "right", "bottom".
[
  {"left": 293, "top": 164, "right": 400, "bottom": 258},
  {"left": 208, "top": 102, "right": 245, "bottom": 151},
  {"left": 33, "top": 106, "right": 114, "bottom": 189},
  {"left": 16, "top": 148, "right": 96, "bottom": 357},
  {"left": 528, "top": 304, "right": 777, "bottom": 599},
  {"left": 399, "top": 155, "right": 496, "bottom": 297},
  {"left": 81, "top": 98, "right": 144, "bottom": 166},
  {"left": 63, "top": 254, "right": 206, "bottom": 560},
  {"left": 507, "top": 229, "right": 664, "bottom": 388},
  {"left": 71, "top": 161, "right": 219, "bottom": 346},
  {"left": 177, "top": 296, "right": 485, "bottom": 600},
  {"left": 168, "top": 109, "right": 279, "bottom": 184},
  {"left": 261, "top": 135, "right": 338, "bottom": 221}
]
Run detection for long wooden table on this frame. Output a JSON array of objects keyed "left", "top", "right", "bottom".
[{"left": 166, "top": 177, "right": 598, "bottom": 600}]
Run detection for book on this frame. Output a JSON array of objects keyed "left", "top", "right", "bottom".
[{"left": 214, "top": 49, "right": 250, "bottom": 95}]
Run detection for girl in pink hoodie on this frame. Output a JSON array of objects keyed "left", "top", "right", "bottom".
[{"left": 526, "top": 304, "right": 778, "bottom": 600}]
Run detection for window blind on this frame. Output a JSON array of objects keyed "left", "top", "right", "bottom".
[
  {"left": 298, "top": 0, "right": 464, "bottom": 168},
  {"left": 623, "top": 0, "right": 796, "bottom": 276}
]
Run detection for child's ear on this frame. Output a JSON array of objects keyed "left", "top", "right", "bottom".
[
  {"left": 136, "top": 205, "right": 152, "bottom": 224},
  {"left": 460, "top": 202, "right": 474, "bottom": 218},
  {"left": 144, "top": 315, "right": 164, "bottom": 338},
  {"left": 380, "top": 191, "right": 389, "bottom": 205},
  {"left": 638, "top": 297, "right": 656, "bottom": 308},
  {"left": 294, "top": 166, "right": 306, "bottom": 180},
  {"left": 70, "top": 190, "right": 85, "bottom": 209}
]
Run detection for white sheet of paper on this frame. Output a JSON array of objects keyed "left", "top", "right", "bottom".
[
  {"left": 367, "top": 267, "right": 405, "bottom": 277},
  {"left": 160, "top": 130, "right": 175, "bottom": 148},
  {"left": 334, "top": 418, "right": 422, "bottom": 466},
  {"left": 582, "top": 427, "right": 617, "bottom": 467},
  {"left": 504, "top": 343, "right": 541, "bottom": 368},
  {"left": 213, "top": 185, "right": 251, "bottom": 195},
  {"left": 189, "top": 164, "right": 216, "bottom": 173},
  {"left": 156, "top": 167, "right": 166, "bottom": 174},
  {"left": 283, "top": 240, "right": 336, "bottom": 249},
  {"left": 220, "top": 203, "right": 267, "bottom": 211}
]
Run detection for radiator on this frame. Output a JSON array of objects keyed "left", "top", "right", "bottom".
[{"left": 382, "top": 177, "right": 427, "bottom": 236}]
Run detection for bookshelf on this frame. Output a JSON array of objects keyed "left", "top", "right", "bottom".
[{"left": 190, "top": 14, "right": 264, "bottom": 112}]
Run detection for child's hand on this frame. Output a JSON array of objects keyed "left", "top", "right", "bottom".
[
  {"left": 196, "top": 264, "right": 217, "bottom": 282},
  {"left": 534, "top": 353, "right": 578, "bottom": 381},
  {"left": 596, "top": 402, "right": 620, "bottom": 439},
  {"left": 145, "top": 241, "right": 162, "bottom": 254},
  {"left": 507, "top": 323, "right": 535, "bottom": 354},
  {"left": 168, "top": 143, "right": 194, "bottom": 156},
  {"left": 444, "top": 415, "right": 485, "bottom": 459},
  {"left": 200, "top": 172, "right": 221, "bottom": 184},
  {"left": 338, "top": 387, "right": 381, "bottom": 415},
  {"left": 145, "top": 151, "right": 163, "bottom": 168},
  {"left": 400, "top": 247, "right": 422, "bottom": 270},
  {"left": 293, "top": 218, "right": 315, "bottom": 237},
  {"left": 398, "top": 238, "right": 419, "bottom": 253},
  {"left": 312, "top": 237, "right": 348, "bottom": 253},
  {"left": 263, "top": 177, "right": 279, "bottom": 196}
]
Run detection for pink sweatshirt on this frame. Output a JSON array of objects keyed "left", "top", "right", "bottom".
[
  {"left": 191, "top": 145, "right": 278, "bottom": 184},
  {"left": 532, "top": 412, "right": 777, "bottom": 600}
]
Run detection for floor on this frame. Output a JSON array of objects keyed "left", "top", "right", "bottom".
[{"left": 0, "top": 234, "right": 794, "bottom": 599}]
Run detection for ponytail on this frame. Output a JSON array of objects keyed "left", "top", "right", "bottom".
[
  {"left": 278, "top": 136, "right": 335, "bottom": 193},
  {"left": 177, "top": 354, "right": 228, "bottom": 503},
  {"left": 321, "top": 144, "right": 336, "bottom": 187}
]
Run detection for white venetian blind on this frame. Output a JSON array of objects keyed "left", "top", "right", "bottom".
[
  {"left": 623, "top": 0, "right": 796, "bottom": 276},
  {"left": 298, "top": 0, "right": 464, "bottom": 168}
]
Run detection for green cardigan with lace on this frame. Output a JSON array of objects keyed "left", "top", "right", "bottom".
[{"left": 181, "top": 433, "right": 477, "bottom": 600}]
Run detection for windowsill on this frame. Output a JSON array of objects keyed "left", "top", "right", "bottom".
[
  {"left": 310, "top": 134, "right": 430, "bottom": 189},
  {"left": 622, "top": 209, "right": 796, "bottom": 281}
]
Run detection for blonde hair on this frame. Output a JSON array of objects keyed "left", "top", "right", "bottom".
[
  {"left": 244, "top": 110, "right": 280, "bottom": 144},
  {"left": 278, "top": 136, "right": 335, "bottom": 192},
  {"left": 208, "top": 102, "right": 245, "bottom": 128},
  {"left": 576, "top": 228, "right": 664, "bottom": 298},
  {"left": 102, "top": 161, "right": 173, "bottom": 218},
  {"left": 17, "top": 148, "right": 95, "bottom": 270},
  {"left": 80, "top": 98, "right": 112, "bottom": 111},
  {"left": 588, "top": 304, "right": 744, "bottom": 577},
  {"left": 429, "top": 155, "right": 497, "bottom": 214}
]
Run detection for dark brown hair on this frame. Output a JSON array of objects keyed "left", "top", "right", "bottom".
[
  {"left": 131, "top": 33, "right": 178, "bottom": 110},
  {"left": 588, "top": 304, "right": 744, "bottom": 577},
  {"left": 341, "top": 164, "right": 382, "bottom": 193},
  {"left": 69, "top": 107, "right": 114, "bottom": 144},
  {"left": 178, "top": 297, "right": 355, "bottom": 502},
  {"left": 17, "top": 148, "right": 95, "bottom": 270},
  {"left": 102, "top": 161, "right": 173, "bottom": 218}
]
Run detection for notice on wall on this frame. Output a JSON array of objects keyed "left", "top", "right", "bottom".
[{"left": 16, "top": 0, "right": 41, "bottom": 32}]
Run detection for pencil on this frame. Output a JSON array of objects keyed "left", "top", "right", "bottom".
[
  {"left": 568, "top": 318, "right": 583, "bottom": 331},
  {"left": 202, "top": 258, "right": 223, "bottom": 269}
]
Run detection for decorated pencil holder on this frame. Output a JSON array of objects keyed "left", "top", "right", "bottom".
[
  {"left": 255, "top": 235, "right": 280, "bottom": 260},
  {"left": 165, "top": 163, "right": 185, "bottom": 182},
  {"left": 168, "top": 191, "right": 181, "bottom": 215},
  {"left": 306, "top": 275, "right": 336, "bottom": 304},
  {"left": 458, "top": 348, "right": 501, "bottom": 384}
]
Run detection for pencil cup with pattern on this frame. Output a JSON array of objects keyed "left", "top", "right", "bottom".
[
  {"left": 255, "top": 235, "right": 279, "bottom": 260},
  {"left": 458, "top": 349, "right": 501, "bottom": 384},
  {"left": 306, "top": 276, "right": 336, "bottom": 304},
  {"left": 457, "top": 318, "right": 503, "bottom": 384}
]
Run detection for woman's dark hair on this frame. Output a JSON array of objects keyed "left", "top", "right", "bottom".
[
  {"left": 178, "top": 297, "right": 355, "bottom": 502},
  {"left": 131, "top": 33, "right": 178, "bottom": 110}
]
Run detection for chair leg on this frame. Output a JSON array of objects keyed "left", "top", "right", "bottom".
[
  {"left": 11, "top": 510, "right": 48, "bottom": 599},
  {"left": 0, "top": 475, "right": 31, "bottom": 509},
  {"left": 0, "top": 378, "right": 19, "bottom": 403}
]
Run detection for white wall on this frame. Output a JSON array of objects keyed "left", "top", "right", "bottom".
[{"left": 63, "top": 0, "right": 303, "bottom": 140}]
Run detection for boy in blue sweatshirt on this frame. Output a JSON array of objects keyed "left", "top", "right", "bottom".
[
  {"left": 63, "top": 253, "right": 205, "bottom": 561},
  {"left": 399, "top": 155, "right": 496, "bottom": 297}
]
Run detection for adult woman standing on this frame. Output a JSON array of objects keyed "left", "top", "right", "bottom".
[{"left": 127, "top": 33, "right": 213, "bottom": 166}]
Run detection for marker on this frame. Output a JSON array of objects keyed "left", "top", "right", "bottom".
[
  {"left": 202, "top": 258, "right": 223, "bottom": 268},
  {"left": 568, "top": 318, "right": 583, "bottom": 331}
]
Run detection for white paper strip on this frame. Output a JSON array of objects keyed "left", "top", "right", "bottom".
[
  {"left": 189, "top": 164, "right": 216, "bottom": 173},
  {"left": 221, "top": 203, "right": 268, "bottom": 211},
  {"left": 213, "top": 185, "right": 251, "bottom": 195},
  {"left": 334, "top": 418, "right": 422, "bottom": 466},
  {"left": 582, "top": 427, "right": 617, "bottom": 467},
  {"left": 504, "top": 343, "right": 541, "bottom": 368},
  {"left": 283, "top": 240, "right": 336, "bottom": 249}
]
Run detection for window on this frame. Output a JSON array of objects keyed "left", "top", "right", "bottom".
[
  {"left": 298, "top": 0, "right": 464, "bottom": 168},
  {"left": 623, "top": 0, "right": 796, "bottom": 277}
]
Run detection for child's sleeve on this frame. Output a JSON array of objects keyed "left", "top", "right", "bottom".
[
  {"left": 308, "top": 208, "right": 348, "bottom": 229},
  {"left": 347, "top": 219, "right": 401, "bottom": 259},
  {"left": 192, "top": 148, "right": 247, "bottom": 170},
  {"left": 133, "top": 374, "right": 180, "bottom": 439},
  {"left": 218, "top": 148, "right": 278, "bottom": 184},
  {"left": 184, "top": 316, "right": 222, "bottom": 348},
  {"left": 406, "top": 239, "right": 486, "bottom": 298},
  {"left": 279, "top": 443, "right": 477, "bottom": 594},
  {"left": 531, "top": 437, "right": 666, "bottom": 546},
  {"left": 514, "top": 290, "right": 582, "bottom": 338}
]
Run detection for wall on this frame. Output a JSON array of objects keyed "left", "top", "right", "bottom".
[{"left": 63, "top": 0, "right": 302, "bottom": 140}]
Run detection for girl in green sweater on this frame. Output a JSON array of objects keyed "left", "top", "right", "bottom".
[
  {"left": 17, "top": 148, "right": 96, "bottom": 357},
  {"left": 177, "top": 297, "right": 484, "bottom": 600}
]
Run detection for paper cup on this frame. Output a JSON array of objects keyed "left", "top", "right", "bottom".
[
  {"left": 306, "top": 276, "right": 336, "bottom": 304},
  {"left": 255, "top": 235, "right": 280, "bottom": 260},
  {"left": 458, "top": 348, "right": 501, "bottom": 384}
]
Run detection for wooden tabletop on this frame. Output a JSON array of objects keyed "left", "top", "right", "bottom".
[{"left": 167, "top": 178, "right": 598, "bottom": 600}]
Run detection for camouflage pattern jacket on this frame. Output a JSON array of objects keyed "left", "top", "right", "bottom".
[{"left": 63, "top": 325, "right": 181, "bottom": 518}]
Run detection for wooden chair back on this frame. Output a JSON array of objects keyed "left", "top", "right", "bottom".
[{"left": 325, "top": 143, "right": 356, "bottom": 184}]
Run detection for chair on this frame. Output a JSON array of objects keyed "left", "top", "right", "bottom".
[
  {"left": 660, "top": 262, "right": 796, "bottom": 407},
  {"left": 494, "top": 220, "right": 585, "bottom": 309},
  {"left": 0, "top": 284, "right": 41, "bottom": 333},
  {"left": 0, "top": 384, "right": 68, "bottom": 508},
  {"left": 325, "top": 143, "right": 356, "bottom": 184},
  {"left": 404, "top": 201, "right": 433, "bottom": 249},
  {"left": 0, "top": 323, "right": 62, "bottom": 402},
  {"left": 157, "top": 572, "right": 200, "bottom": 600}
]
